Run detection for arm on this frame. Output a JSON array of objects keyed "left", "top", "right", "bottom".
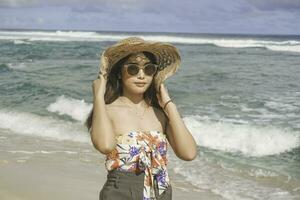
[
  {"left": 164, "top": 102, "right": 197, "bottom": 161},
  {"left": 157, "top": 84, "right": 197, "bottom": 161},
  {"left": 90, "top": 75, "right": 116, "bottom": 154}
]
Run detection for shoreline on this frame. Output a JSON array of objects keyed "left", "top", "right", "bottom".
[{"left": 0, "top": 130, "right": 221, "bottom": 200}]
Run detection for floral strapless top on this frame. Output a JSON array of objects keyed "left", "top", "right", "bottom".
[{"left": 105, "top": 130, "right": 170, "bottom": 200}]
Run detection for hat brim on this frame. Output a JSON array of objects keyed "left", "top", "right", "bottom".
[{"left": 99, "top": 37, "right": 181, "bottom": 91}]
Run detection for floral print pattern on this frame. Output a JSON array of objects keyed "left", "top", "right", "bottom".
[{"left": 105, "top": 130, "right": 170, "bottom": 200}]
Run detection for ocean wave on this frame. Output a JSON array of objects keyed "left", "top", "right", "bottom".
[
  {"left": 171, "top": 156, "right": 297, "bottom": 200},
  {"left": 47, "top": 95, "right": 92, "bottom": 123},
  {"left": 0, "top": 63, "right": 11, "bottom": 72},
  {"left": 13, "top": 39, "right": 31, "bottom": 44},
  {"left": 0, "top": 30, "right": 124, "bottom": 42},
  {"left": 0, "top": 109, "right": 89, "bottom": 143},
  {"left": 184, "top": 115, "right": 300, "bottom": 157},
  {"left": 0, "top": 63, "right": 26, "bottom": 72},
  {"left": 44, "top": 95, "right": 300, "bottom": 157},
  {"left": 6, "top": 150, "right": 78, "bottom": 154},
  {"left": 264, "top": 100, "right": 299, "bottom": 112},
  {"left": 0, "top": 30, "right": 300, "bottom": 53},
  {"left": 5, "top": 62, "right": 27, "bottom": 69}
]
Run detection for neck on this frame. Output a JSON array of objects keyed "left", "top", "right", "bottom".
[{"left": 121, "top": 89, "right": 147, "bottom": 108}]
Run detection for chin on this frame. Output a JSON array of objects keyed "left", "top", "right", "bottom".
[
  {"left": 133, "top": 88, "right": 147, "bottom": 94},
  {"left": 128, "top": 86, "right": 147, "bottom": 94}
]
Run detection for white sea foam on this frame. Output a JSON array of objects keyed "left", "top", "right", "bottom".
[
  {"left": 0, "top": 110, "right": 89, "bottom": 143},
  {"left": 264, "top": 100, "right": 300, "bottom": 112},
  {"left": 49, "top": 95, "right": 299, "bottom": 158},
  {"left": 6, "top": 62, "right": 27, "bottom": 69},
  {"left": 13, "top": 39, "right": 30, "bottom": 44},
  {"left": 248, "top": 168, "right": 279, "bottom": 178},
  {"left": 0, "top": 30, "right": 124, "bottom": 42},
  {"left": 5, "top": 150, "right": 78, "bottom": 154},
  {"left": 183, "top": 115, "right": 300, "bottom": 157},
  {"left": 171, "top": 156, "right": 296, "bottom": 200},
  {"left": 1, "top": 106, "right": 299, "bottom": 157},
  {"left": 47, "top": 95, "right": 92, "bottom": 123},
  {"left": 6, "top": 150, "right": 36, "bottom": 154},
  {"left": 0, "top": 30, "right": 299, "bottom": 53}
]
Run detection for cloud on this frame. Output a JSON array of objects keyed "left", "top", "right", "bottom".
[
  {"left": 0, "top": 0, "right": 142, "bottom": 8},
  {"left": 0, "top": 0, "right": 299, "bottom": 34},
  {"left": 0, "top": 0, "right": 39, "bottom": 7},
  {"left": 0, "top": 6, "right": 70, "bottom": 29},
  {"left": 247, "top": 0, "right": 300, "bottom": 11}
]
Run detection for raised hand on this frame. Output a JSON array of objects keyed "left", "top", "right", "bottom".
[
  {"left": 93, "top": 53, "right": 110, "bottom": 99},
  {"left": 156, "top": 83, "right": 172, "bottom": 109}
]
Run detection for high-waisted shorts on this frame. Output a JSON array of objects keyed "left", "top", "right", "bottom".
[{"left": 99, "top": 169, "right": 172, "bottom": 200}]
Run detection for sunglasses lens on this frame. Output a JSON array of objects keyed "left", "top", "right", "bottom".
[
  {"left": 127, "top": 64, "right": 139, "bottom": 75},
  {"left": 144, "top": 64, "right": 157, "bottom": 76},
  {"left": 126, "top": 64, "right": 157, "bottom": 76}
]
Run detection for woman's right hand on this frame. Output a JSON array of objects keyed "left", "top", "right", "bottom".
[
  {"left": 92, "top": 72, "right": 107, "bottom": 99},
  {"left": 93, "top": 54, "right": 109, "bottom": 99}
]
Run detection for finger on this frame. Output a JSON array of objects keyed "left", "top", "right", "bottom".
[
  {"left": 98, "top": 71, "right": 108, "bottom": 80},
  {"left": 103, "top": 73, "right": 108, "bottom": 80}
]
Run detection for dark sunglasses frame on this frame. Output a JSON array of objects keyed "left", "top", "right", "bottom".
[{"left": 124, "top": 63, "right": 158, "bottom": 76}]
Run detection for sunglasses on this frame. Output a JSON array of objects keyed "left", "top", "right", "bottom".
[{"left": 124, "top": 63, "right": 158, "bottom": 76}]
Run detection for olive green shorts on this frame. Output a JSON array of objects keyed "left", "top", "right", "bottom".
[{"left": 99, "top": 169, "right": 172, "bottom": 200}]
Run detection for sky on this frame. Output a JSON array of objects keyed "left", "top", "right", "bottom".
[{"left": 0, "top": 0, "right": 299, "bottom": 35}]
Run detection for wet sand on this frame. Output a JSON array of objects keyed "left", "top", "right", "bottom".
[{"left": 0, "top": 130, "right": 221, "bottom": 200}]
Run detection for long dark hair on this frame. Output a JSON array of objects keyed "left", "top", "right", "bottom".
[{"left": 84, "top": 51, "right": 164, "bottom": 132}]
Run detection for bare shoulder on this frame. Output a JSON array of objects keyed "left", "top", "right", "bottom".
[
  {"left": 106, "top": 100, "right": 120, "bottom": 109},
  {"left": 105, "top": 99, "right": 123, "bottom": 119}
]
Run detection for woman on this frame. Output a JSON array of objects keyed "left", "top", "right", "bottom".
[{"left": 85, "top": 37, "right": 197, "bottom": 200}]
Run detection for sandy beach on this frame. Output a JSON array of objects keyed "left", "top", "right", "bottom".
[
  {"left": 0, "top": 130, "right": 221, "bottom": 200},
  {"left": 1, "top": 30, "right": 299, "bottom": 200}
]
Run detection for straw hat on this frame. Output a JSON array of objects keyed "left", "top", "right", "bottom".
[{"left": 98, "top": 37, "right": 181, "bottom": 91}]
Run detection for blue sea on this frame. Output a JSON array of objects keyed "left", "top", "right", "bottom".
[{"left": 0, "top": 30, "right": 299, "bottom": 199}]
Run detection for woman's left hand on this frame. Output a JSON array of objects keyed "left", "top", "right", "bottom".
[{"left": 156, "top": 83, "right": 172, "bottom": 109}]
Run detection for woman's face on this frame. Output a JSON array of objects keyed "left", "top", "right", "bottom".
[{"left": 120, "top": 52, "right": 155, "bottom": 95}]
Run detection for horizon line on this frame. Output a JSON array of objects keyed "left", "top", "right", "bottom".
[
  {"left": 1, "top": 28, "right": 300, "bottom": 37},
  {"left": 0, "top": 28, "right": 300, "bottom": 36}
]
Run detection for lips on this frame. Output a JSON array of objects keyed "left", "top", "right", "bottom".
[{"left": 134, "top": 82, "right": 146, "bottom": 86}]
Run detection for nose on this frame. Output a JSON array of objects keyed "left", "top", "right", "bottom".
[{"left": 137, "top": 68, "right": 145, "bottom": 79}]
